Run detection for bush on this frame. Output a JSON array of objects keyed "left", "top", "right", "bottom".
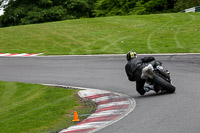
[
  {"left": 93, "top": 0, "right": 137, "bottom": 16},
  {"left": 174, "top": 0, "right": 200, "bottom": 11},
  {"left": 145, "top": 0, "right": 168, "bottom": 13},
  {"left": 20, "top": 6, "right": 68, "bottom": 25}
]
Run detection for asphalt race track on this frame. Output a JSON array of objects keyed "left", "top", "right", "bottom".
[{"left": 0, "top": 54, "right": 200, "bottom": 133}]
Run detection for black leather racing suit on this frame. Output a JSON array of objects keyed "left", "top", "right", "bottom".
[{"left": 125, "top": 56, "right": 156, "bottom": 95}]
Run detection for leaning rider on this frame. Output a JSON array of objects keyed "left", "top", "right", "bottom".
[{"left": 125, "top": 51, "right": 161, "bottom": 95}]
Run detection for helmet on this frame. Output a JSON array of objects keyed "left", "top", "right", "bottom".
[{"left": 126, "top": 51, "right": 137, "bottom": 61}]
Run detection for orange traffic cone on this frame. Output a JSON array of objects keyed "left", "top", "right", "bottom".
[{"left": 72, "top": 111, "right": 80, "bottom": 122}]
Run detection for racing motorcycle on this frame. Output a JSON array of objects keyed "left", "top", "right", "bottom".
[{"left": 142, "top": 61, "right": 176, "bottom": 93}]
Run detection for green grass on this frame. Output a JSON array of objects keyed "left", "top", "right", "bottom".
[
  {"left": 0, "top": 81, "right": 91, "bottom": 133},
  {"left": 0, "top": 13, "right": 200, "bottom": 55}
]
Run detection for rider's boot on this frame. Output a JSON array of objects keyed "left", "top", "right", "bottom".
[
  {"left": 143, "top": 85, "right": 154, "bottom": 92},
  {"left": 144, "top": 85, "right": 161, "bottom": 93}
]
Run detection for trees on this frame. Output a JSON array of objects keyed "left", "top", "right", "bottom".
[
  {"left": 93, "top": 0, "right": 175, "bottom": 16},
  {"left": 174, "top": 0, "right": 200, "bottom": 11},
  {"left": 0, "top": 0, "right": 94, "bottom": 27},
  {"left": 144, "top": 0, "right": 169, "bottom": 13},
  {"left": 93, "top": 0, "right": 137, "bottom": 16},
  {"left": 0, "top": 0, "right": 200, "bottom": 27}
]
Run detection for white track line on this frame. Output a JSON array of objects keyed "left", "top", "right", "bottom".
[
  {"left": 0, "top": 53, "right": 43, "bottom": 57},
  {"left": 35, "top": 53, "right": 200, "bottom": 58}
]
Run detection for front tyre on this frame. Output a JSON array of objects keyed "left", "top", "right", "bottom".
[{"left": 153, "top": 75, "right": 176, "bottom": 93}]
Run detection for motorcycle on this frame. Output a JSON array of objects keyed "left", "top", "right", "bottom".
[{"left": 142, "top": 62, "right": 176, "bottom": 94}]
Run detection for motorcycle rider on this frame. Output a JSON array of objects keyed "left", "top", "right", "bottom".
[{"left": 125, "top": 51, "right": 161, "bottom": 95}]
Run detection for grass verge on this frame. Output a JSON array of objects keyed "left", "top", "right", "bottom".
[
  {"left": 0, "top": 13, "right": 199, "bottom": 55},
  {"left": 0, "top": 81, "right": 96, "bottom": 133}
]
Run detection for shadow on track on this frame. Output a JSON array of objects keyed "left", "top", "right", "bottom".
[{"left": 133, "top": 91, "right": 176, "bottom": 99}]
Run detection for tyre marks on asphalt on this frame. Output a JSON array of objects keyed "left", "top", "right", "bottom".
[
  {"left": 147, "top": 13, "right": 196, "bottom": 52},
  {"left": 173, "top": 13, "right": 195, "bottom": 48}
]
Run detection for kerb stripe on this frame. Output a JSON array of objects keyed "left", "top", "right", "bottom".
[
  {"left": 60, "top": 128, "right": 96, "bottom": 133},
  {"left": 84, "top": 93, "right": 114, "bottom": 100},
  {"left": 76, "top": 114, "right": 121, "bottom": 125},
  {"left": 97, "top": 98, "right": 128, "bottom": 105},
  {"left": 95, "top": 104, "right": 129, "bottom": 113}
]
